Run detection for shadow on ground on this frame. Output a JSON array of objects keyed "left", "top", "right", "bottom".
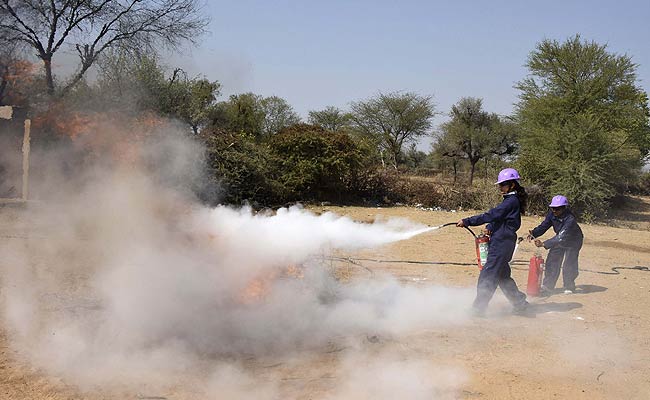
[
  {"left": 529, "top": 301, "right": 582, "bottom": 315},
  {"left": 491, "top": 301, "right": 583, "bottom": 319},
  {"left": 575, "top": 284, "right": 608, "bottom": 294},
  {"left": 540, "top": 284, "right": 608, "bottom": 296}
]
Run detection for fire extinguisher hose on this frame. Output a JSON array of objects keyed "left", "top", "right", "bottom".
[{"left": 437, "top": 222, "right": 478, "bottom": 239}]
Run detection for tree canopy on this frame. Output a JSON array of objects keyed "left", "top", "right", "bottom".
[
  {"left": 351, "top": 92, "right": 435, "bottom": 169},
  {"left": 260, "top": 96, "right": 301, "bottom": 137},
  {"left": 308, "top": 106, "right": 353, "bottom": 132},
  {"left": 515, "top": 35, "right": 650, "bottom": 217},
  {"left": 212, "top": 93, "right": 301, "bottom": 139},
  {"left": 435, "top": 97, "right": 517, "bottom": 185}
]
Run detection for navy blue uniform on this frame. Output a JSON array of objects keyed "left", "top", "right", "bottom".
[
  {"left": 463, "top": 193, "right": 527, "bottom": 311},
  {"left": 531, "top": 210, "right": 583, "bottom": 291}
]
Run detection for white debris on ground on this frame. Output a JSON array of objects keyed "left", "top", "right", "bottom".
[{"left": 413, "top": 203, "right": 459, "bottom": 212}]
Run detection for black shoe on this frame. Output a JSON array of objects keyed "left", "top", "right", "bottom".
[{"left": 540, "top": 285, "right": 552, "bottom": 296}]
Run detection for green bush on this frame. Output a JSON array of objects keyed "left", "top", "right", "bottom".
[
  {"left": 201, "top": 129, "right": 285, "bottom": 205},
  {"left": 515, "top": 37, "right": 650, "bottom": 219},
  {"left": 269, "top": 124, "right": 364, "bottom": 202},
  {"left": 517, "top": 114, "right": 623, "bottom": 217}
]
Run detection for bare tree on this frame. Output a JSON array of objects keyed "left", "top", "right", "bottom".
[{"left": 0, "top": 0, "right": 208, "bottom": 96}]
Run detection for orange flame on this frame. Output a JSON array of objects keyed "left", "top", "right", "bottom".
[
  {"left": 0, "top": 59, "right": 36, "bottom": 106},
  {"left": 237, "top": 264, "right": 305, "bottom": 305},
  {"left": 32, "top": 104, "right": 169, "bottom": 165}
]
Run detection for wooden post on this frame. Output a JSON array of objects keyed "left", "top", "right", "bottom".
[{"left": 22, "top": 119, "right": 31, "bottom": 201}]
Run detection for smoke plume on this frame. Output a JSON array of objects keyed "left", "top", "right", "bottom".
[{"left": 0, "top": 122, "right": 470, "bottom": 398}]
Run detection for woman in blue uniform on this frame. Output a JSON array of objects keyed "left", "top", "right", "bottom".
[
  {"left": 529, "top": 195, "right": 583, "bottom": 294},
  {"left": 457, "top": 168, "right": 529, "bottom": 316}
]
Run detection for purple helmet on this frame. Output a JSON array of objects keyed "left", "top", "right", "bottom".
[
  {"left": 495, "top": 168, "right": 521, "bottom": 184},
  {"left": 549, "top": 195, "right": 569, "bottom": 207}
]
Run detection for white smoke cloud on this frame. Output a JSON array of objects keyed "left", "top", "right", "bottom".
[
  {"left": 326, "top": 352, "right": 467, "bottom": 400},
  {"left": 0, "top": 125, "right": 471, "bottom": 398}
]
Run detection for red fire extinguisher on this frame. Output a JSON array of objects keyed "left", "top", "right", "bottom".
[
  {"left": 475, "top": 234, "right": 490, "bottom": 270},
  {"left": 527, "top": 255, "right": 545, "bottom": 296}
]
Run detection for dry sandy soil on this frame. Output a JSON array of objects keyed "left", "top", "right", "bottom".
[{"left": 1, "top": 198, "right": 650, "bottom": 399}]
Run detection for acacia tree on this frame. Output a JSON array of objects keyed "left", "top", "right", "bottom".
[
  {"left": 308, "top": 106, "right": 353, "bottom": 132},
  {"left": 515, "top": 35, "right": 650, "bottom": 217},
  {"left": 260, "top": 96, "right": 300, "bottom": 137},
  {"left": 351, "top": 91, "right": 435, "bottom": 169},
  {"left": 213, "top": 93, "right": 265, "bottom": 137},
  {"left": 433, "top": 134, "right": 462, "bottom": 182},
  {"left": 163, "top": 69, "right": 220, "bottom": 134},
  {"left": 435, "top": 97, "right": 517, "bottom": 185},
  {"left": 0, "top": 0, "right": 207, "bottom": 96},
  {"left": 212, "top": 93, "right": 301, "bottom": 139}
]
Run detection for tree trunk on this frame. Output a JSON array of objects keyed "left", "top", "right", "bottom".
[
  {"left": 60, "top": 61, "right": 94, "bottom": 97},
  {"left": 452, "top": 158, "right": 458, "bottom": 183},
  {"left": 43, "top": 57, "right": 55, "bottom": 95},
  {"left": 469, "top": 159, "right": 478, "bottom": 186},
  {"left": 391, "top": 147, "right": 399, "bottom": 170},
  {"left": 0, "top": 78, "right": 7, "bottom": 104}
]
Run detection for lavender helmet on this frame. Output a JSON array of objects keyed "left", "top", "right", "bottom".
[
  {"left": 549, "top": 195, "right": 569, "bottom": 208},
  {"left": 495, "top": 168, "right": 521, "bottom": 185}
]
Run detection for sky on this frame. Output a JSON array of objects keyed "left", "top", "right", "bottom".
[{"left": 172, "top": 0, "right": 650, "bottom": 150}]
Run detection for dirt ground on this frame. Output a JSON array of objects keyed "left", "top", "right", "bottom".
[{"left": 1, "top": 198, "right": 650, "bottom": 399}]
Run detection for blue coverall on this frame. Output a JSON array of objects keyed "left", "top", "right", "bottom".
[
  {"left": 463, "top": 193, "right": 527, "bottom": 311},
  {"left": 531, "top": 210, "right": 583, "bottom": 291}
]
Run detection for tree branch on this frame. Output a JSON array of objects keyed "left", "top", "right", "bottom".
[{"left": 1, "top": 1, "right": 46, "bottom": 54}]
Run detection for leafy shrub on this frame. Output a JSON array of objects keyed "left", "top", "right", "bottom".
[
  {"left": 516, "top": 114, "right": 623, "bottom": 217},
  {"left": 347, "top": 168, "right": 401, "bottom": 204},
  {"left": 201, "top": 128, "right": 285, "bottom": 205},
  {"left": 269, "top": 124, "right": 363, "bottom": 202}
]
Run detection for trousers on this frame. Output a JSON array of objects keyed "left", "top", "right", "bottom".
[
  {"left": 543, "top": 242, "right": 582, "bottom": 290},
  {"left": 473, "top": 236, "right": 527, "bottom": 310}
]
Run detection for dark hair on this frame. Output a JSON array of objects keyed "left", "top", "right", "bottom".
[{"left": 513, "top": 181, "right": 528, "bottom": 215}]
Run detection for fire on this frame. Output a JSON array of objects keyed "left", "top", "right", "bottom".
[
  {"left": 237, "top": 264, "right": 305, "bottom": 305},
  {"left": 32, "top": 104, "right": 169, "bottom": 165},
  {"left": 0, "top": 59, "right": 36, "bottom": 106}
]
